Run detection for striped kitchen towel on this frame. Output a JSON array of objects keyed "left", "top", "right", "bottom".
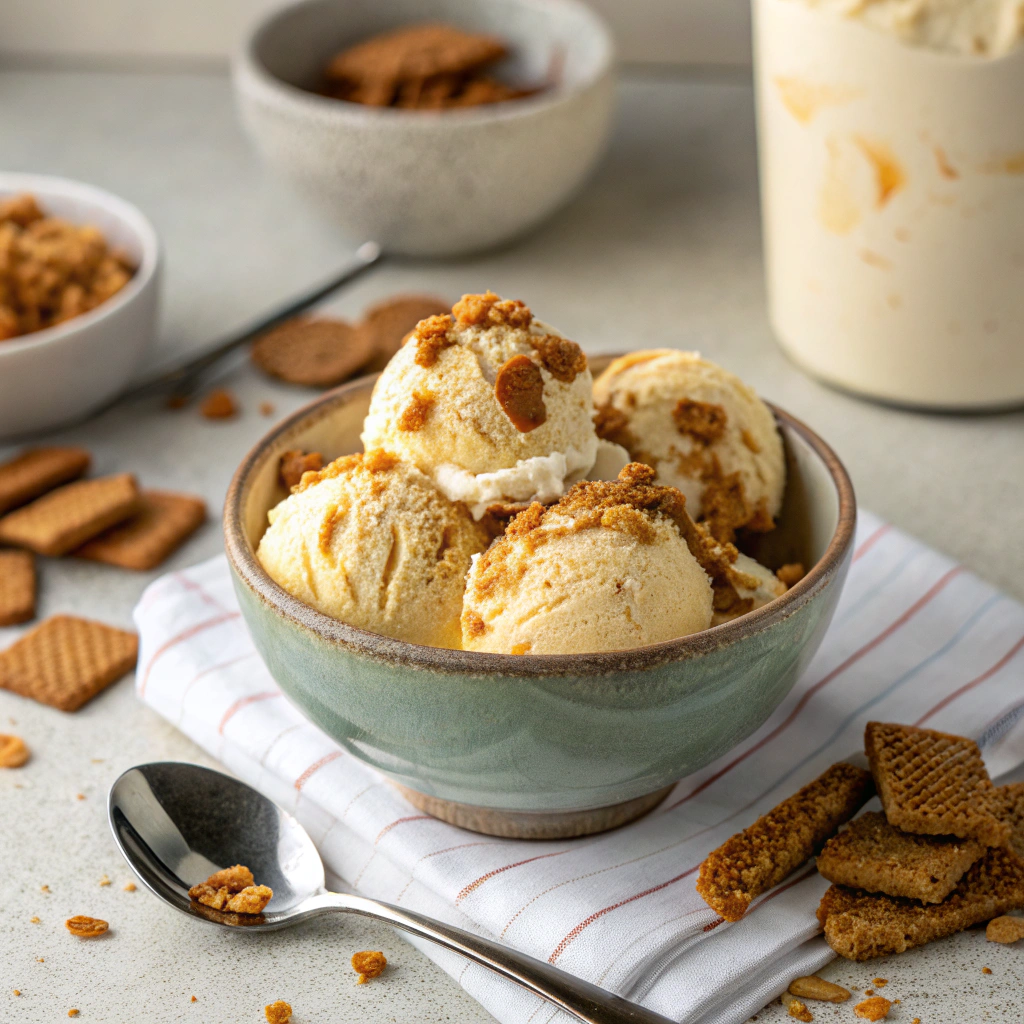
[{"left": 134, "top": 510, "right": 1024, "bottom": 1024}]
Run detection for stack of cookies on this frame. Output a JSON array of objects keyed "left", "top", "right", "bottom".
[
  {"left": 0, "top": 445, "right": 206, "bottom": 713},
  {"left": 816, "top": 722, "right": 1024, "bottom": 960},
  {"left": 696, "top": 721, "right": 1024, "bottom": 962}
]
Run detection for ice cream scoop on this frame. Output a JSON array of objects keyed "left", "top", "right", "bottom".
[
  {"left": 593, "top": 350, "right": 785, "bottom": 542},
  {"left": 256, "top": 450, "right": 488, "bottom": 648},
  {"left": 461, "top": 463, "right": 715, "bottom": 654},
  {"left": 360, "top": 291, "right": 598, "bottom": 519}
]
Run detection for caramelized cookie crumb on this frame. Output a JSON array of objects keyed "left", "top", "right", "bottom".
[
  {"left": 279, "top": 450, "right": 324, "bottom": 491},
  {"left": 528, "top": 333, "right": 587, "bottom": 383},
  {"left": 352, "top": 950, "right": 387, "bottom": 984},
  {"left": 123, "top": 883, "right": 136, "bottom": 893},
  {"left": 777, "top": 563, "right": 805, "bottom": 589},
  {"left": 188, "top": 864, "right": 272, "bottom": 915},
  {"left": 854, "top": 996, "right": 892, "bottom": 1020},
  {"left": 65, "top": 915, "right": 108, "bottom": 937},
  {"left": 264, "top": 999, "right": 292, "bottom": 1023},
  {"left": 982, "top": 966, "right": 992, "bottom": 974},
  {"left": 200, "top": 389, "right": 237, "bottom": 420},
  {"left": 495, "top": 355, "right": 547, "bottom": 432},
  {"left": 673, "top": 398, "right": 727, "bottom": 443},
  {"left": 398, "top": 391, "right": 436, "bottom": 431},
  {"left": 0, "top": 734, "right": 29, "bottom": 768},
  {"left": 452, "top": 290, "right": 532, "bottom": 330},
  {"left": 786, "top": 999, "right": 813, "bottom": 1022},
  {"left": 413, "top": 314, "right": 454, "bottom": 367}
]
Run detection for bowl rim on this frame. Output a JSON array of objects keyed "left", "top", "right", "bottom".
[
  {"left": 224, "top": 362, "right": 857, "bottom": 677},
  {"left": 234, "top": 0, "right": 616, "bottom": 126},
  {"left": 0, "top": 172, "right": 160, "bottom": 357}
]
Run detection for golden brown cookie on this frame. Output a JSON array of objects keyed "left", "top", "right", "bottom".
[
  {"left": 0, "top": 447, "right": 91, "bottom": 515},
  {"left": 816, "top": 811, "right": 986, "bottom": 904},
  {"left": 65, "top": 916, "right": 109, "bottom": 938},
  {"left": 357, "top": 295, "right": 449, "bottom": 372},
  {"left": 0, "top": 614, "right": 138, "bottom": 711},
  {"left": 278, "top": 451, "right": 323, "bottom": 491},
  {"left": 74, "top": 490, "right": 207, "bottom": 571},
  {"left": 0, "top": 549, "right": 35, "bottom": 625},
  {"left": 696, "top": 762, "right": 874, "bottom": 921},
  {"left": 865, "top": 721, "right": 1010, "bottom": 847},
  {"left": 0, "top": 473, "right": 140, "bottom": 557},
  {"left": 251, "top": 318, "right": 372, "bottom": 387}
]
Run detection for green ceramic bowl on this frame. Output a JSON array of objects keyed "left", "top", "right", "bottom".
[{"left": 224, "top": 358, "right": 856, "bottom": 838}]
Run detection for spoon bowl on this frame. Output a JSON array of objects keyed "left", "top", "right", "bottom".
[{"left": 109, "top": 761, "right": 676, "bottom": 1024}]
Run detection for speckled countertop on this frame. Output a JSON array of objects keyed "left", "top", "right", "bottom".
[{"left": 1, "top": 69, "right": 1022, "bottom": 1024}]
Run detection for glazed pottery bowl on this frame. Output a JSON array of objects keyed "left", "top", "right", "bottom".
[
  {"left": 232, "top": 0, "right": 615, "bottom": 256},
  {"left": 224, "top": 357, "right": 856, "bottom": 838},
  {"left": 0, "top": 173, "right": 160, "bottom": 440}
]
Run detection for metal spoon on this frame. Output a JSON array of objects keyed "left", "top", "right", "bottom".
[{"left": 108, "top": 762, "right": 675, "bottom": 1024}]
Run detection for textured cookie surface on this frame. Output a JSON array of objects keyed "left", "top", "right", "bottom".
[
  {"left": 865, "top": 721, "right": 1010, "bottom": 847},
  {"left": 75, "top": 490, "right": 206, "bottom": 570},
  {"left": 357, "top": 295, "right": 450, "bottom": 372},
  {"left": 697, "top": 762, "right": 874, "bottom": 921},
  {"left": 251, "top": 318, "right": 372, "bottom": 387},
  {"left": 818, "top": 783, "right": 1024, "bottom": 960},
  {"left": 0, "top": 549, "right": 36, "bottom": 625},
  {"left": 0, "top": 473, "right": 140, "bottom": 556},
  {"left": 0, "top": 447, "right": 90, "bottom": 514},
  {"left": 0, "top": 614, "right": 138, "bottom": 711},
  {"left": 817, "top": 810, "right": 986, "bottom": 904}
]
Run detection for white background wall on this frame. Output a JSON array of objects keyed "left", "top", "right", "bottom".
[{"left": 1, "top": 0, "right": 752, "bottom": 67}]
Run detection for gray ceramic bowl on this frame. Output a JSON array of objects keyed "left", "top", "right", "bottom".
[
  {"left": 224, "top": 359, "right": 856, "bottom": 838},
  {"left": 232, "top": 0, "right": 615, "bottom": 256}
]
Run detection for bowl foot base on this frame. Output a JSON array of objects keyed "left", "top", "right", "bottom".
[{"left": 393, "top": 784, "right": 675, "bottom": 839}]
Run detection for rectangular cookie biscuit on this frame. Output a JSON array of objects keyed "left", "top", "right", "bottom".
[
  {"left": 865, "top": 721, "right": 1010, "bottom": 847},
  {"left": 0, "top": 549, "right": 36, "bottom": 625},
  {"left": 696, "top": 762, "right": 874, "bottom": 921},
  {"left": 818, "top": 783, "right": 1024, "bottom": 960},
  {"left": 75, "top": 490, "right": 206, "bottom": 570},
  {"left": 0, "top": 473, "right": 140, "bottom": 557},
  {"left": 0, "top": 614, "right": 138, "bottom": 711},
  {"left": 0, "top": 446, "right": 91, "bottom": 514},
  {"left": 817, "top": 810, "right": 986, "bottom": 904}
]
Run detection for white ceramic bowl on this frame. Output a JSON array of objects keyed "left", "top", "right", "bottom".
[
  {"left": 0, "top": 173, "right": 161, "bottom": 440},
  {"left": 232, "top": 0, "right": 615, "bottom": 257}
]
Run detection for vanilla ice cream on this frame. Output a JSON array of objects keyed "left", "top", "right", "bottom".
[
  {"left": 461, "top": 464, "right": 715, "bottom": 654},
  {"left": 257, "top": 450, "right": 488, "bottom": 648},
  {"left": 755, "top": 0, "right": 1024, "bottom": 407},
  {"left": 593, "top": 351, "right": 785, "bottom": 542},
  {"left": 786, "top": 0, "right": 1024, "bottom": 56},
  {"left": 360, "top": 292, "right": 598, "bottom": 519}
]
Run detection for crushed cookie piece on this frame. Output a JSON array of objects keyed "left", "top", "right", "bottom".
[
  {"left": 76, "top": 793, "right": 86, "bottom": 801},
  {"left": 123, "top": 883, "right": 136, "bottom": 893},
  {"left": 776, "top": 563, "right": 805, "bottom": 589},
  {"left": 787, "top": 976, "right": 850, "bottom": 1002},
  {"left": 0, "top": 734, "right": 29, "bottom": 768},
  {"left": 413, "top": 314, "right": 454, "bottom": 367},
  {"left": 463, "top": 610, "right": 487, "bottom": 639},
  {"left": 30, "top": 916, "right": 40, "bottom": 923},
  {"left": 191, "top": 995, "right": 197, "bottom": 1003},
  {"left": 40, "top": 885, "right": 50, "bottom": 893},
  {"left": 99, "top": 875, "right": 111, "bottom": 887},
  {"left": 982, "top": 966, "right": 992, "bottom": 974},
  {"left": 200, "top": 389, "right": 238, "bottom": 420},
  {"left": 697, "top": 763, "right": 873, "bottom": 921},
  {"left": 865, "top": 989, "right": 874, "bottom": 996},
  {"left": 65, "top": 915, "right": 108, "bottom": 937},
  {"left": 264, "top": 1000, "right": 292, "bottom": 1023},
  {"left": 872, "top": 979, "right": 887, "bottom": 987},
  {"left": 854, "top": 996, "right": 892, "bottom": 1020},
  {"left": 673, "top": 398, "right": 727, "bottom": 443},
  {"left": 398, "top": 391, "right": 436, "bottom": 431},
  {"left": 786, "top": 999, "right": 813, "bottom": 1022},
  {"left": 13, "top": 989, "right": 20, "bottom": 996},
  {"left": 352, "top": 950, "right": 387, "bottom": 984},
  {"left": 593, "top": 402, "right": 633, "bottom": 448},
  {"left": 494, "top": 355, "right": 546, "bottom": 432},
  {"left": 68, "top": 1010, "right": 79, "bottom": 1018},
  {"left": 528, "top": 333, "right": 586, "bottom": 383},
  {"left": 279, "top": 450, "right": 323, "bottom": 491},
  {"left": 259, "top": 401, "right": 275, "bottom": 417},
  {"left": 452, "top": 290, "right": 532, "bottom": 330},
  {"left": 188, "top": 865, "right": 272, "bottom": 916},
  {"left": 987, "top": 915, "right": 1024, "bottom": 943}
]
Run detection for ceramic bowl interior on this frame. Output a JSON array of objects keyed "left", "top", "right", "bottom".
[{"left": 246, "top": 0, "right": 610, "bottom": 115}]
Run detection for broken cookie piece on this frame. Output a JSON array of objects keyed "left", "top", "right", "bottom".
[
  {"left": 188, "top": 863, "right": 273, "bottom": 915},
  {"left": 352, "top": 950, "right": 387, "bottom": 984},
  {"left": 816, "top": 810, "right": 986, "bottom": 904},
  {"left": 697, "top": 762, "right": 873, "bottom": 921}
]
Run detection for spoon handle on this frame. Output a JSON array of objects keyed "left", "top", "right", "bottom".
[{"left": 308, "top": 892, "right": 677, "bottom": 1024}]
